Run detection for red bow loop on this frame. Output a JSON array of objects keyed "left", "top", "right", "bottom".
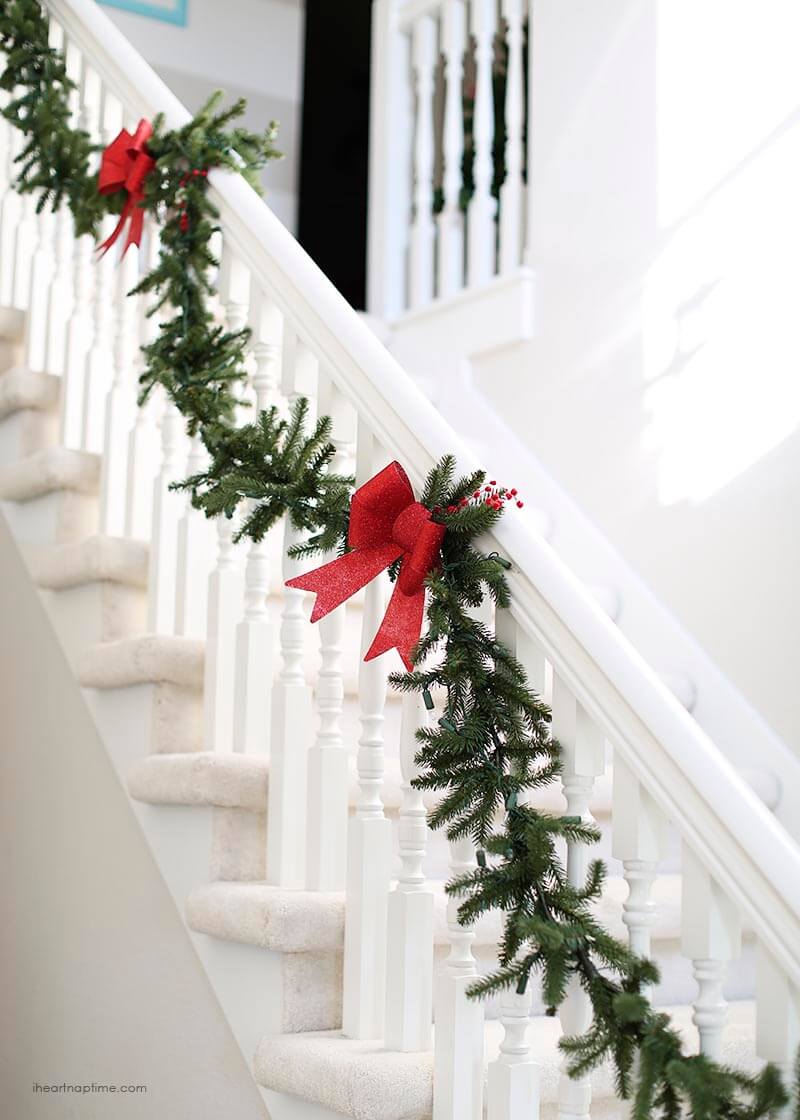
[
  {"left": 286, "top": 461, "right": 445, "bottom": 670},
  {"left": 98, "top": 118, "right": 155, "bottom": 257}
]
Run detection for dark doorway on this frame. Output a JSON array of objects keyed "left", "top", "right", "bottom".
[{"left": 298, "top": 0, "right": 373, "bottom": 310}]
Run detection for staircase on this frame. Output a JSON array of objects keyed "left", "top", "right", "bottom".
[{"left": 2, "top": 2, "right": 800, "bottom": 1118}]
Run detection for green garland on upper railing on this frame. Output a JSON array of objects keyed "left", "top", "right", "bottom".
[{"left": 1, "top": 4, "right": 797, "bottom": 1116}]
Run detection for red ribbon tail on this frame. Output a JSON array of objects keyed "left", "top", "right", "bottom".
[
  {"left": 287, "top": 543, "right": 402, "bottom": 622},
  {"left": 364, "top": 578, "right": 425, "bottom": 670},
  {"left": 123, "top": 197, "right": 146, "bottom": 255},
  {"left": 98, "top": 197, "right": 134, "bottom": 257}
]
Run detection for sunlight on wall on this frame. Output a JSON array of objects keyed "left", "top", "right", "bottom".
[{"left": 642, "top": 1, "right": 800, "bottom": 505}]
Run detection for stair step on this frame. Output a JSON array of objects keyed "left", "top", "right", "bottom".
[
  {"left": 254, "top": 1000, "right": 759, "bottom": 1120},
  {"left": 33, "top": 533, "right": 148, "bottom": 590},
  {"left": 186, "top": 874, "right": 685, "bottom": 956},
  {"left": 0, "top": 366, "right": 59, "bottom": 419},
  {"left": 0, "top": 307, "right": 25, "bottom": 343},
  {"left": 0, "top": 446, "right": 99, "bottom": 502},
  {"left": 77, "top": 633, "right": 204, "bottom": 690}
]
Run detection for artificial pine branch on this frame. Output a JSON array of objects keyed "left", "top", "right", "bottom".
[{"left": 392, "top": 460, "right": 792, "bottom": 1119}]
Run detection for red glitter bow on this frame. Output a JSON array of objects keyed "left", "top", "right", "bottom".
[
  {"left": 97, "top": 119, "right": 155, "bottom": 256},
  {"left": 286, "top": 461, "right": 446, "bottom": 670}
]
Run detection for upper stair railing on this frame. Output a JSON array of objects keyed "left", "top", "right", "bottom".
[
  {"left": 368, "top": 0, "right": 532, "bottom": 319},
  {"left": 3, "top": 0, "right": 799, "bottom": 1115}
]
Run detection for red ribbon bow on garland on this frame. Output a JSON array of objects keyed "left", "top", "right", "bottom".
[
  {"left": 98, "top": 118, "right": 155, "bottom": 256},
  {"left": 286, "top": 461, "right": 446, "bottom": 670}
]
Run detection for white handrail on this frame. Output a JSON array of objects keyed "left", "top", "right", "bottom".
[{"left": 46, "top": 0, "right": 800, "bottom": 981}]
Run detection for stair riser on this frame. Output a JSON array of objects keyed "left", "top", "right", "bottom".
[
  {"left": 1, "top": 490, "right": 98, "bottom": 551},
  {"left": 0, "top": 408, "right": 58, "bottom": 466},
  {"left": 85, "top": 680, "right": 204, "bottom": 759},
  {"left": 42, "top": 582, "right": 148, "bottom": 665}
]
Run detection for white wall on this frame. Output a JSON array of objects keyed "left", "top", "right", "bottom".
[
  {"left": 0, "top": 512, "right": 268, "bottom": 1120},
  {"left": 103, "top": 0, "right": 304, "bottom": 231},
  {"left": 474, "top": 0, "right": 800, "bottom": 749}
]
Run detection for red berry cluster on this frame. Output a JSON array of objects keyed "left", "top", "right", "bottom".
[
  {"left": 176, "top": 167, "right": 208, "bottom": 232},
  {"left": 434, "top": 481, "right": 523, "bottom": 516}
]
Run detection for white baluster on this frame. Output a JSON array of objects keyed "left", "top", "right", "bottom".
[
  {"left": 44, "top": 27, "right": 79, "bottom": 376},
  {"left": 409, "top": 16, "right": 437, "bottom": 309},
  {"left": 524, "top": 0, "right": 535, "bottom": 269},
  {"left": 756, "top": 946, "right": 800, "bottom": 1104},
  {"left": 499, "top": 0, "right": 525, "bottom": 274},
  {"left": 488, "top": 608, "right": 541, "bottom": 1119},
  {"left": 232, "top": 293, "right": 282, "bottom": 756},
  {"left": 433, "top": 836, "right": 484, "bottom": 1120},
  {"left": 83, "top": 86, "right": 122, "bottom": 452},
  {"left": 681, "top": 844, "right": 741, "bottom": 1060},
  {"left": 385, "top": 691, "right": 434, "bottom": 1051},
  {"left": 552, "top": 675, "right": 605, "bottom": 1120},
  {"left": 125, "top": 219, "right": 162, "bottom": 539},
  {"left": 174, "top": 431, "right": 215, "bottom": 637},
  {"left": 342, "top": 422, "right": 392, "bottom": 1039},
  {"left": 438, "top": 0, "right": 467, "bottom": 299},
  {"left": 203, "top": 245, "right": 249, "bottom": 751},
  {"left": 61, "top": 63, "right": 100, "bottom": 450},
  {"left": 0, "top": 97, "right": 23, "bottom": 308},
  {"left": 12, "top": 176, "right": 38, "bottom": 312},
  {"left": 305, "top": 373, "right": 351, "bottom": 891},
  {"left": 366, "top": 0, "right": 413, "bottom": 318},
  {"left": 147, "top": 400, "right": 186, "bottom": 633},
  {"left": 612, "top": 756, "right": 667, "bottom": 974},
  {"left": 99, "top": 231, "right": 140, "bottom": 536},
  {"left": 468, "top": 0, "right": 498, "bottom": 287}
]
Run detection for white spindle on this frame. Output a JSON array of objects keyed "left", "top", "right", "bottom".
[
  {"left": 147, "top": 400, "right": 186, "bottom": 633},
  {"left": 488, "top": 609, "right": 541, "bottom": 1120},
  {"left": 231, "top": 294, "right": 282, "bottom": 756},
  {"left": 99, "top": 231, "right": 140, "bottom": 536},
  {"left": 552, "top": 675, "right": 605, "bottom": 1120},
  {"left": 342, "top": 422, "right": 392, "bottom": 1039},
  {"left": 203, "top": 245, "right": 249, "bottom": 751},
  {"left": 468, "top": 0, "right": 497, "bottom": 287},
  {"left": 83, "top": 86, "right": 122, "bottom": 452},
  {"left": 125, "top": 219, "right": 162, "bottom": 539},
  {"left": 61, "top": 63, "right": 100, "bottom": 450},
  {"left": 681, "top": 844, "right": 741, "bottom": 1060},
  {"left": 433, "top": 835, "right": 484, "bottom": 1120},
  {"left": 25, "top": 81, "right": 57, "bottom": 369},
  {"left": 437, "top": 0, "right": 467, "bottom": 299},
  {"left": 174, "top": 432, "right": 215, "bottom": 637},
  {"left": 523, "top": 0, "right": 535, "bottom": 268},
  {"left": 12, "top": 181, "right": 38, "bottom": 312},
  {"left": 385, "top": 691, "right": 434, "bottom": 1051},
  {"left": 612, "top": 756, "right": 667, "bottom": 969},
  {"left": 409, "top": 15, "right": 437, "bottom": 309},
  {"left": 499, "top": 0, "right": 525, "bottom": 273},
  {"left": 0, "top": 96, "right": 23, "bottom": 308},
  {"left": 305, "top": 373, "right": 351, "bottom": 891},
  {"left": 46, "top": 34, "right": 80, "bottom": 377},
  {"left": 756, "top": 946, "right": 800, "bottom": 1100}
]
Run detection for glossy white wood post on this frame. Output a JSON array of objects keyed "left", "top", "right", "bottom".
[
  {"left": 681, "top": 843, "right": 741, "bottom": 1060},
  {"left": 83, "top": 87, "right": 122, "bottom": 453},
  {"left": 232, "top": 300, "right": 281, "bottom": 757},
  {"left": 147, "top": 399, "right": 186, "bottom": 633},
  {"left": 305, "top": 373, "right": 351, "bottom": 892},
  {"left": 266, "top": 324, "right": 311, "bottom": 886},
  {"left": 552, "top": 674, "right": 604, "bottom": 1120},
  {"left": 409, "top": 15, "right": 437, "bottom": 309},
  {"left": 433, "top": 835, "right": 484, "bottom": 1120},
  {"left": 756, "top": 946, "right": 800, "bottom": 1099},
  {"left": 342, "top": 422, "right": 392, "bottom": 1039},
  {"left": 488, "top": 609, "right": 541, "bottom": 1120},
  {"left": 61, "top": 63, "right": 100, "bottom": 450},
  {"left": 499, "top": 0, "right": 525, "bottom": 274},
  {"left": 125, "top": 220, "right": 162, "bottom": 539},
  {"left": 612, "top": 756, "right": 667, "bottom": 971},
  {"left": 367, "top": 0, "right": 413, "bottom": 318},
  {"left": 437, "top": 0, "right": 466, "bottom": 299},
  {"left": 99, "top": 236, "right": 140, "bottom": 536},
  {"left": 385, "top": 691, "right": 434, "bottom": 1051},
  {"left": 203, "top": 246, "right": 249, "bottom": 751},
  {"left": 174, "top": 431, "right": 215, "bottom": 637},
  {"left": 0, "top": 95, "right": 23, "bottom": 308},
  {"left": 468, "top": 0, "right": 497, "bottom": 287}
]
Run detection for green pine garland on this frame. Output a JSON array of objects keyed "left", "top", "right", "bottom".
[{"left": 2, "top": 4, "right": 798, "bottom": 1116}]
